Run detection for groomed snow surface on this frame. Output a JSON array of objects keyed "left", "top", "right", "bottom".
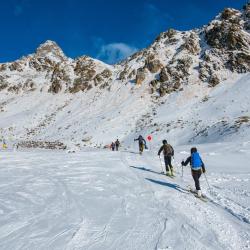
[{"left": 0, "top": 142, "right": 249, "bottom": 250}]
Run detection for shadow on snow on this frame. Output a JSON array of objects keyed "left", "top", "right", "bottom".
[
  {"left": 129, "top": 166, "right": 189, "bottom": 194},
  {"left": 145, "top": 178, "right": 189, "bottom": 194},
  {"left": 129, "top": 165, "right": 164, "bottom": 175}
]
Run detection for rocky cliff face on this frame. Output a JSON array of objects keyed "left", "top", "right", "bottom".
[
  {"left": 119, "top": 4, "right": 250, "bottom": 96},
  {"left": 0, "top": 40, "right": 112, "bottom": 94},
  {"left": 0, "top": 4, "right": 249, "bottom": 97},
  {"left": 0, "top": 4, "right": 249, "bottom": 149}
]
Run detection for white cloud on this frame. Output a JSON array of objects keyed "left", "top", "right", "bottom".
[{"left": 97, "top": 42, "right": 138, "bottom": 64}]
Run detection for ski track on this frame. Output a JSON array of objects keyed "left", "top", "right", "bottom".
[{"left": 0, "top": 149, "right": 249, "bottom": 249}]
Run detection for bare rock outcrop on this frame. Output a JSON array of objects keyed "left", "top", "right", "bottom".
[{"left": 136, "top": 68, "right": 147, "bottom": 85}]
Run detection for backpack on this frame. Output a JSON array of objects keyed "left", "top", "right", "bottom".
[
  {"left": 191, "top": 152, "right": 202, "bottom": 169},
  {"left": 138, "top": 136, "right": 143, "bottom": 143},
  {"left": 163, "top": 144, "right": 174, "bottom": 156}
]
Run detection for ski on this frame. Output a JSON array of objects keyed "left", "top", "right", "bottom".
[
  {"left": 193, "top": 194, "right": 208, "bottom": 202},
  {"left": 187, "top": 187, "right": 208, "bottom": 202},
  {"left": 166, "top": 174, "right": 175, "bottom": 179}
]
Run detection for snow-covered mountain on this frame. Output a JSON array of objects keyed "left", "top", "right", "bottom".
[
  {"left": 0, "top": 4, "right": 250, "bottom": 149},
  {"left": 0, "top": 5, "right": 250, "bottom": 249}
]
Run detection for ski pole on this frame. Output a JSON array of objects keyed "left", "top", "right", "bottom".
[
  {"left": 181, "top": 159, "right": 184, "bottom": 178},
  {"left": 159, "top": 156, "right": 164, "bottom": 173},
  {"left": 204, "top": 172, "right": 211, "bottom": 192}
]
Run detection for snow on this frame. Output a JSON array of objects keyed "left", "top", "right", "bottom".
[
  {"left": 147, "top": 73, "right": 250, "bottom": 146},
  {"left": 0, "top": 72, "right": 249, "bottom": 248},
  {"left": 0, "top": 143, "right": 249, "bottom": 249},
  {"left": 0, "top": 7, "right": 249, "bottom": 248}
]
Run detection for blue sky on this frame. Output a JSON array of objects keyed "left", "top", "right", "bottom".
[{"left": 0, "top": 0, "right": 247, "bottom": 64}]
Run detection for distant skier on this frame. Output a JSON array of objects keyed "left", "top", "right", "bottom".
[
  {"left": 181, "top": 147, "right": 206, "bottom": 198},
  {"left": 2, "top": 139, "right": 7, "bottom": 149},
  {"left": 134, "top": 135, "right": 147, "bottom": 154},
  {"left": 111, "top": 142, "right": 115, "bottom": 151},
  {"left": 158, "top": 140, "right": 174, "bottom": 176},
  {"left": 115, "top": 139, "right": 120, "bottom": 151}
]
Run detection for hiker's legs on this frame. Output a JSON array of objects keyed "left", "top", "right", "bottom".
[
  {"left": 192, "top": 169, "right": 202, "bottom": 190},
  {"left": 164, "top": 156, "right": 170, "bottom": 172}
]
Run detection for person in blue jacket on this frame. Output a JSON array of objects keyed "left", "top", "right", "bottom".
[{"left": 181, "top": 147, "right": 206, "bottom": 197}]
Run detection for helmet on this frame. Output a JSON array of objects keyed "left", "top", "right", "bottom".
[
  {"left": 162, "top": 140, "right": 167, "bottom": 144},
  {"left": 191, "top": 147, "right": 197, "bottom": 153}
]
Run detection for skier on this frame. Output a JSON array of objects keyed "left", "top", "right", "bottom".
[
  {"left": 134, "top": 135, "right": 147, "bottom": 154},
  {"left": 111, "top": 142, "right": 115, "bottom": 151},
  {"left": 181, "top": 147, "right": 206, "bottom": 198},
  {"left": 2, "top": 139, "right": 7, "bottom": 149},
  {"left": 158, "top": 140, "right": 174, "bottom": 176},
  {"left": 115, "top": 139, "right": 120, "bottom": 151}
]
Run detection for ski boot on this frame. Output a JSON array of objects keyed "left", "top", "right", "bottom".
[
  {"left": 170, "top": 168, "right": 174, "bottom": 177},
  {"left": 166, "top": 171, "right": 172, "bottom": 177},
  {"left": 197, "top": 190, "right": 202, "bottom": 198}
]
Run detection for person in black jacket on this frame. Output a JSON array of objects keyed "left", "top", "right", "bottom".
[
  {"left": 115, "top": 139, "right": 120, "bottom": 151},
  {"left": 158, "top": 140, "right": 174, "bottom": 176},
  {"left": 181, "top": 147, "right": 206, "bottom": 197},
  {"left": 111, "top": 142, "right": 115, "bottom": 151},
  {"left": 134, "top": 135, "right": 147, "bottom": 154}
]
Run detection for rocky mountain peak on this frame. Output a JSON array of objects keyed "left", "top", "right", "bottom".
[
  {"left": 0, "top": 4, "right": 249, "bottom": 96},
  {"left": 35, "top": 40, "right": 67, "bottom": 62}
]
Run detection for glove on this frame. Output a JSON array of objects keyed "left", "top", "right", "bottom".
[
  {"left": 202, "top": 167, "right": 206, "bottom": 173},
  {"left": 158, "top": 153, "right": 160, "bottom": 156},
  {"left": 181, "top": 161, "right": 184, "bottom": 166}
]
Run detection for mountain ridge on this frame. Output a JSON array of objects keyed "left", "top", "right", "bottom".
[
  {"left": 0, "top": 4, "right": 249, "bottom": 149},
  {"left": 0, "top": 5, "right": 249, "bottom": 96}
]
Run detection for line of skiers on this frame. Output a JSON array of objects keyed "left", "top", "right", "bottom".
[
  {"left": 109, "top": 135, "right": 206, "bottom": 197},
  {"left": 110, "top": 139, "right": 120, "bottom": 151},
  {"left": 119, "top": 135, "right": 206, "bottom": 198}
]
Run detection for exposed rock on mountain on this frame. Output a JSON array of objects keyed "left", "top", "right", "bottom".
[
  {"left": 135, "top": 68, "right": 147, "bottom": 85},
  {"left": 35, "top": 40, "right": 67, "bottom": 62},
  {"left": 0, "top": 4, "right": 249, "bottom": 149},
  {"left": 0, "top": 5, "right": 249, "bottom": 97}
]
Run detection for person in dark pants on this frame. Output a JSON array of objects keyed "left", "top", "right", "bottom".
[
  {"left": 181, "top": 147, "right": 206, "bottom": 197},
  {"left": 158, "top": 140, "right": 174, "bottom": 176},
  {"left": 115, "top": 139, "right": 120, "bottom": 151},
  {"left": 111, "top": 142, "right": 115, "bottom": 151},
  {"left": 134, "top": 135, "right": 147, "bottom": 154}
]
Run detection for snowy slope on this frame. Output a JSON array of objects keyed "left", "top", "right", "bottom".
[
  {"left": 0, "top": 4, "right": 249, "bottom": 250},
  {"left": 0, "top": 72, "right": 249, "bottom": 150},
  {"left": 137, "top": 73, "right": 250, "bottom": 146},
  {"left": 0, "top": 145, "right": 249, "bottom": 250},
  {"left": 0, "top": 5, "right": 249, "bottom": 149}
]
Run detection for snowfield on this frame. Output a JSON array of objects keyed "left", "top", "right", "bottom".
[
  {"left": 0, "top": 73, "right": 249, "bottom": 250},
  {"left": 0, "top": 6, "right": 250, "bottom": 248},
  {"left": 0, "top": 143, "right": 249, "bottom": 250}
]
